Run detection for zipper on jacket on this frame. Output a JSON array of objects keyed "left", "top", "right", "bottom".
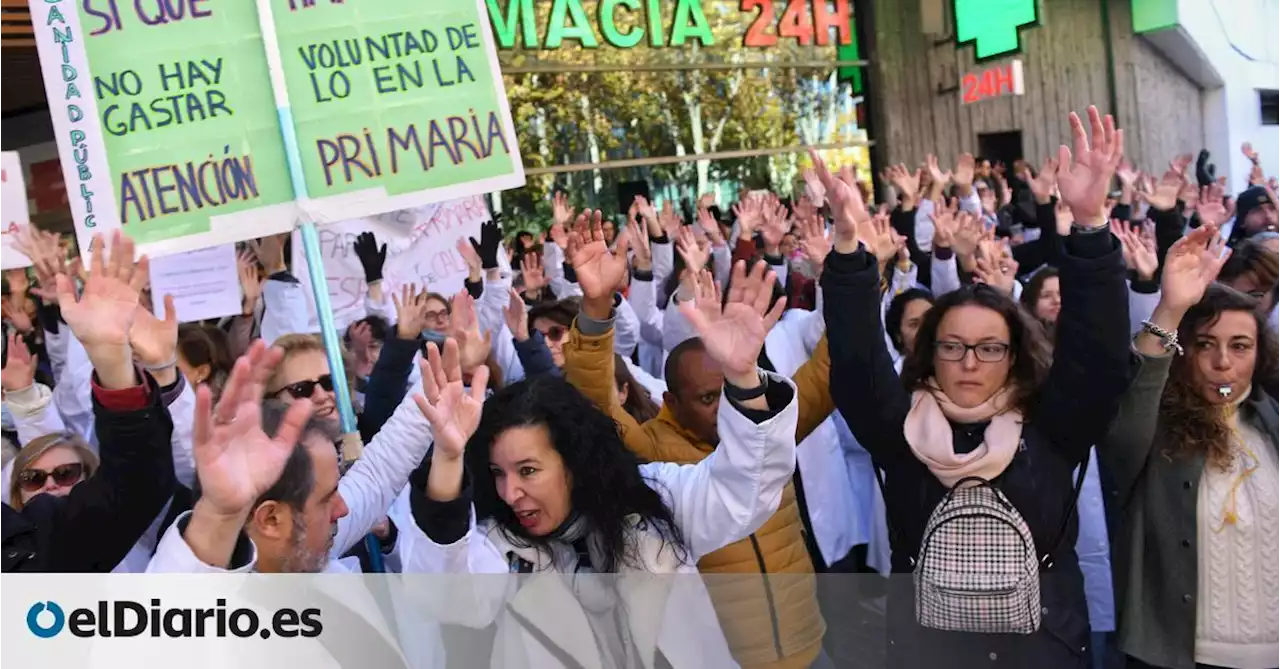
[
  {"left": 508, "top": 604, "right": 588, "bottom": 669},
  {"left": 748, "top": 533, "right": 786, "bottom": 660}
]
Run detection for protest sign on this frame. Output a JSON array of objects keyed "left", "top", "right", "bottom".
[
  {"left": 292, "top": 196, "right": 492, "bottom": 332},
  {"left": 148, "top": 244, "right": 244, "bottom": 323},
  {"left": 1, "top": 152, "right": 33, "bottom": 270},
  {"left": 30, "top": 0, "right": 524, "bottom": 260},
  {"left": 271, "top": 0, "right": 524, "bottom": 219}
]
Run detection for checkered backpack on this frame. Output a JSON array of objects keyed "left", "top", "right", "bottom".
[{"left": 907, "top": 464, "right": 1087, "bottom": 635}]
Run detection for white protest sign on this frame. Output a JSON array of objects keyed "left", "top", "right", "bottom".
[
  {"left": 148, "top": 244, "right": 243, "bottom": 324},
  {"left": 2, "top": 152, "right": 33, "bottom": 270},
  {"left": 292, "top": 197, "right": 493, "bottom": 332}
]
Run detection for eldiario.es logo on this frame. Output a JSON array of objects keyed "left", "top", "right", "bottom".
[{"left": 26, "top": 599, "right": 322, "bottom": 639}]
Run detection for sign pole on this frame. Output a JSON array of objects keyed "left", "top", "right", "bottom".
[{"left": 252, "top": 0, "right": 383, "bottom": 571}]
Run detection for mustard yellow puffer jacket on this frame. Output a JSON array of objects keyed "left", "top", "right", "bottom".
[{"left": 564, "top": 323, "right": 835, "bottom": 669}]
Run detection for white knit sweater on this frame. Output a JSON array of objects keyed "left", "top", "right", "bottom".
[{"left": 1195, "top": 416, "right": 1279, "bottom": 669}]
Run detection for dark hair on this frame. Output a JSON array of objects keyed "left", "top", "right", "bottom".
[
  {"left": 423, "top": 293, "right": 452, "bottom": 314},
  {"left": 1218, "top": 240, "right": 1279, "bottom": 310},
  {"left": 1161, "top": 284, "right": 1279, "bottom": 469},
  {"left": 528, "top": 297, "right": 580, "bottom": 329},
  {"left": 614, "top": 354, "right": 660, "bottom": 423},
  {"left": 885, "top": 288, "right": 935, "bottom": 354},
  {"left": 900, "top": 284, "right": 1053, "bottom": 414},
  {"left": 465, "top": 376, "right": 688, "bottom": 572},
  {"left": 664, "top": 337, "right": 707, "bottom": 399},
  {"left": 1021, "top": 267, "right": 1061, "bottom": 340},
  {"left": 345, "top": 315, "right": 389, "bottom": 343},
  {"left": 177, "top": 324, "right": 234, "bottom": 392}
]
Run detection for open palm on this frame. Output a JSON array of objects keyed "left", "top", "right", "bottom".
[
  {"left": 1056, "top": 107, "right": 1124, "bottom": 226},
  {"left": 808, "top": 148, "right": 867, "bottom": 246},
  {"left": 130, "top": 295, "right": 177, "bottom": 367},
  {"left": 679, "top": 262, "right": 785, "bottom": 378},
  {"left": 57, "top": 231, "right": 145, "bottom": 349},
  {"left": 1161, "top": 226, "right": 1230, "bottom": 311},
  {"left": 413, "top": 339, "right": 487, "bottom": 460},
  {"left": 568, "top": 210, "right": 630, "bottom": 300},
  {"left": 192, "top": 342, "right": 312, "bottom": 517}
]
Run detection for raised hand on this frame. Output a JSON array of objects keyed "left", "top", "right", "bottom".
[
  {"left": 393, "top": 283, "right": 430, "bottom": 340},
  {"left": 2, "top": 295, "right": 33, "bottom": 334},
  {"left": 802, "top": 167, "right": 827, "bottom": 207},
  {"left": 449, "top": 290, "right": 492, "bottom": 372},
  {"left": 627, "top": 217, "right": 653, "bottom": 271},
  {"left": 1056, "top": 106, "right": 1125, "bottom": 227},
  {"left": 192, "top": 341, "right": 313, "bottom": 520},
  {"left": 503, "top": 287, "right": 530, "bottom": 342},
  {"left": 57, "top": 231, "right": 146, "bottom": 388},
  {"left": 1160, "top": 225, "right": 1231, "bottom": 312},
  {"left": 552, "top": 191, "right": 575, "bottom": 229},
  {"left": 796, "top": 214, "right": 831, "bottom": 274},
  {"left": 469, "top": 219, "right": 502, "bottom": 270},
  {"left": 952, "top": 211, "right": 983, "bottom": 258},
  {"left": 732, "top": 194, "right": 764, "bottom": 239},
  {"left": 884, "top": 163, "right": 922, "bottom": 207},
  {"left": 679, "top": 262, "right": 785, "bottom": 386},
  {"left": 13, "top": 226, "right": 66, "bottom": 304},
  {"left": 926, "top": 154, "right": 953, "bottom": 196},
  {"left": 568, "top": 209, "right": 631, "bottom": 304},
  {"left": 455, "top": 236, "right": 483, "bottom": 279},
  {"left": 634, "top": 195, "right": 658, "bottom": 230},
  {"left": 249, "top": 233, "right": 288, "bottom": 275},
  {"left": 1139, "top": 156, "right": 1191, "bottom": 212},
  {"left": 676, "top": 224, "right": 710, "bottom": 272},
  {"left": 953, "top": 153, "right": 977, "bottom": 195},
  {"left": 1112, "top": 220, "right": 1157, "bottom": 281},
  {"left": 2, "top": 331, "right": 37, "bottom": 392},
  {"left": 973, "top": 240, "right": 1019, "bottom": 297},
  {"left": 658, "top": 200, "right": 682, "bottom": 239},
  {"left": 809, "top": 148, "right": 868, "bottom": 253},
  {"left": 414, "top": 338, "right": 488, "bottom": 461},
  {"left": 130, "top": 294, "right": 178, "bottom": 369},
  {"left": 353, "top": 231, "right": 387, "bottom": 284},
  {"left": 1196, "top": 182, "right": 1229, "bottom": 229},
  {"left": 520, "top": 253, "right": 548, "bottom": 294},
  {"left": 1021, "top": 157, "right": 1059, "bottom": 205},
  {"left": 237, "top": 249, "right": 263, "bottom": 316},
  {"left": 1116, "top": 160, "right": 1140, "bottom": 191},
  {"left": 860, "top": 211, "right": 898, "bottom": 264},
  {"left": 696, "top": 206, "right": 725, "bottom": 246},
  {"left": 930, "top": 200, "right": 961, "bottom": 249}
]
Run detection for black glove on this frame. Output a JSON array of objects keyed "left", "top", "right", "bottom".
[
  {"left": 470, "top": 218, "right": 502, "bottom": 270},
  {"left": 353, "top": 232, "right": 387, "bottom": 283},
  {"left": 1196, "top": 149, "right": 1216, "bottom": 188}
]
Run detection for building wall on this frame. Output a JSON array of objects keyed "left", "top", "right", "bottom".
[{"left": 867, "top": 0, "right": 1205, "bottom": 175}]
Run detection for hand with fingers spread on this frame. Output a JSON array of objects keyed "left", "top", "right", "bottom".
[
  {"left": 658, "top": 200, "right": 682, "bottom": 239},
  {"left": 973, "top": 241, "right": 1019, "bottom": 297},
  {"left": 1140, "top": 154, "right": 1192, "bottom": 213},
  {"left": 449, "top": 291, "right": 492, "bottom": 373},
  {"left": 860, "top": 212, "right": 899, "bottom": 264},
  {"left": 353, "top": 232, "right": 388, "bottom": 285},
  {"left": 237, "top": 249, "right": 264, "bottom": 316},
  {"left": 1196, "top": 182, "right": 1229, "bottom": 229},
  {"left": 679, "top": 262, "right": 786, "bottom": 389},
  {"left": 57, "top": 231, "right": 146, "bottom": 389},
  {"left": 732, "top": 195, "right": 764, "bottom": 240},
  {"left": 635, "top": 195, "right": 658, "bottom": 230},
  {"left": 797, "top": 214, "right": 831, "bottom": 274},
  {"left": 469, "top": 219, "right": 503, "bottom": 271},
  {"left": 185, "top": 341, "right": 315, "bottom": 566},
  {"left": 130, "top": 293, "right": 178, "bottom": 372},
  {"left": 626, "top": 217, "right": 653, "bottom": 271},
  {"left": 809, "top": 148, "right": 868, "bottom": 253},
  {"left": 1116, "top": 160, "right": 1140, "bottom": 192},
  {"left": 552, "top": 191, "right": 576, "bottom": 229},
  {"left": 2, "top": 295, "right": 33, "bottom": 334},
  {"left": 568, "top": 209, "right": 632, "bottom": 312},
  {"left": 930, "top": 200, "right": 961, "bottom": 250},
  {"left": 2, "top": 332, "right": 37, "bottom": 393},
  {"left": 676, "top": 224, "right": 710, "bottom": 273},
  {"left": 13, "top": 226, "right": 67, "bottom": 304},
  {"left": 926, "top": 154, "right": 953, "bottom": 198},
  {"left": 455, "top": 236, "right": 484, "bottom": 281},
  {"left": 1056, "top": 106, "right": 1125, "bottom": 227},
  {"left": 394, "top": 283, "right": 431, "bottom": 340},
  {"left": 1021, "top": 157, "right": 1059, "bottom": 205},
  {"left": 419, "top": 339, "right": 490, "bottom": 502},
  {"left": 1162, "top": 225, "right": 1232, "bottom": 313},
  {"left": 1112, "top": 220, "right": 1157, "bottom": 281},
  {"left": 802, "top": 167, "right": 827, "bottom": 207},
  {"left": 520, "top": 253, "right": 548, "bottom": 296},
  {"left": 885, "top": 163, "right": 922, "bottom": 209},
  {"left": 696, "top": 206, "right": 725, "bottom": 246},
  {"left": 503, "top": 287, "right": 530, "bottom": 342}
]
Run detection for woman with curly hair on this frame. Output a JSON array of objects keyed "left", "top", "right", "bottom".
[
  {"left": 402, "top": 258, "right": 800, "bottom": 669},
  {"left": 1101, "top": 228, "right": 1278, "bottom": 669}
]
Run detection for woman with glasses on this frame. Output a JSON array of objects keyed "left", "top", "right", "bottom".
[
  {"left": 8, "top": 433, "right": 98, "bottom": 509},
  {"left": 815, "top": 109, "right": 1134, "bottom": 667}
]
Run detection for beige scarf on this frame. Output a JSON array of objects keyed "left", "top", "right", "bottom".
[{"left": 903, "top": 382, "right": 1024, "bottom": 488}]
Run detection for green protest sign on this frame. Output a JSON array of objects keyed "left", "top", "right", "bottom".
[
  {"left": 30, "top": 0, "right": 523, "bottom": 258},
  {"left": 272, "top": 0, "right": 523, "bottom": 216}
]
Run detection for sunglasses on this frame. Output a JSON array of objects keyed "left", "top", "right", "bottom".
[
  {"left": 18, "top": 463, "right": 85, "bottom": 492},
  {"left": 274, "top": 374, "right": 335, "bottom": 400},
  {"left": 539, "top": 325, "right": 567, "bottom": 342}
]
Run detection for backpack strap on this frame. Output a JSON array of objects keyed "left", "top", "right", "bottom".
[{"left": 1039, "top": 455, "right": 1089, "bottom": 569}]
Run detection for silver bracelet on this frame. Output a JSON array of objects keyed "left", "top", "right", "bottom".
[
  {"left": 1140, "top": 320, "right": 1183, "bottom": 355},
  {"left": 142, "top": 356, "right": 178, "bottom": 371}
]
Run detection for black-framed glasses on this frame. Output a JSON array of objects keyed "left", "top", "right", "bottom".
[
  {"left": 17, "top": 463, "right": 85, "bottom": 492},
  {"left": 935, "top": 341, "right": 1010, "bottom": 363},
  {"left": 274, "top": 374, "right": 335, "bottom": 400}
]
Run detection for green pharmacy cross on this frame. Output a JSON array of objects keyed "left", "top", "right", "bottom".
[{"left": 954, "top": 0, "right": 1039, "bottom": 61}]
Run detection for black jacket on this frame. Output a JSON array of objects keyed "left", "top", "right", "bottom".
[
  {"left": 2, "top": 371, "right": 176, "bottom": 572},
  {"left": 820, "top": 229, "right": 1133, "bottom": 668}
]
